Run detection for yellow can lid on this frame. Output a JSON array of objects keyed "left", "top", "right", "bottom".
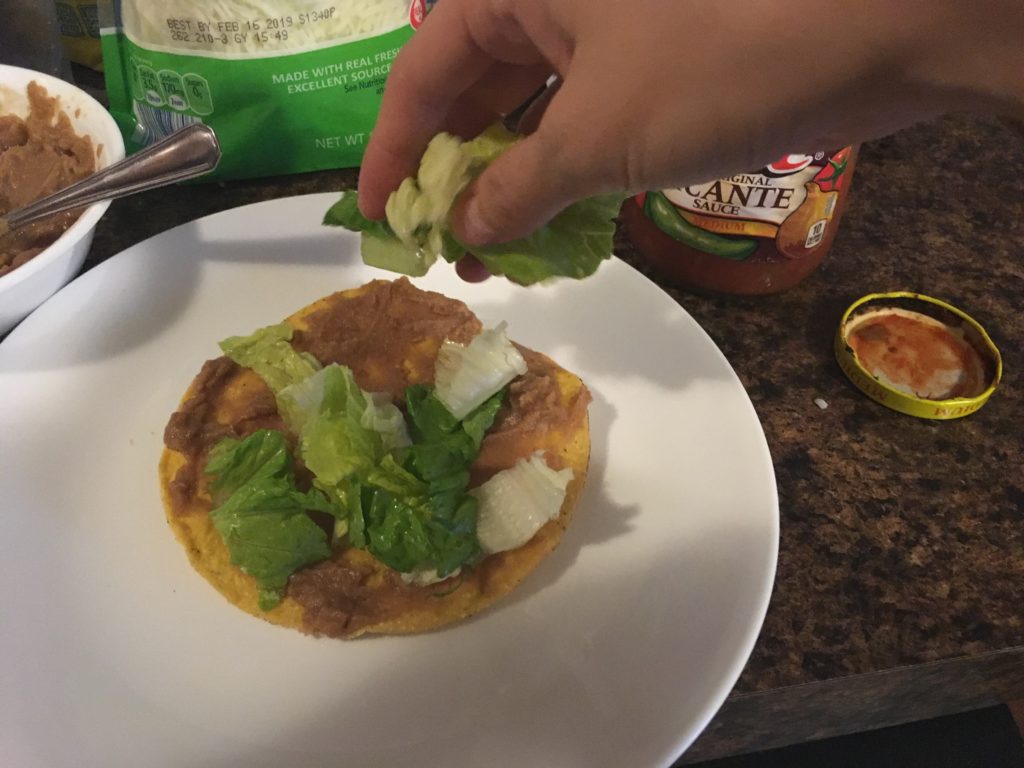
[{"left": 834, "top": 292, "right": 1002, "bottom": 419}]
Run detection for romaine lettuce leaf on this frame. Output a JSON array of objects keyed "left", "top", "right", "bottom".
[
  {"left": 404, "top": 383, "right": 460, "bottom": 442},
  {"left": 406, "top": 384, "right": 504, "bottom": 456},
  {"left": 364, "top": 490, "right": 433, "bottom": 573},
  {"left": 362, "top": 392, "right": 411, "bottom": 452},
  {"left": 471, "top": 193, "right": 623, "bottom": 284},
  {"left": 213, "top": 327, "right": 513, "bottom": 583},
  {"left": 423, "top": 491, "right": 480, "bottom": 577},
  {"left": 358, "top": 484, "right": 480, "bottom": 576},
  {"left": 301, "top": 416, "right": 381, "bottom": 486},
  {"left": 204, "top": 430, "right": 339, "bottom": 610},
  {"left": 322, "top": 193, "right": 430, "bottom": 277},
  {"left": 403, "top": 386, "right": 504, "bottom": 487},
  {"left": 219, "top": 323, "right": 321, "bottom": 393},
  {"left": 278, "top": 365, "right": 409, "bottom": 481},
  {"left": 461, "top": 391, "right": 506, "bottom": 450},
  {"left": 276, "top": 365, "right": 335, "bottom": 433},
  {"left": 365, "top": 453, "right": 428, "bottom": 498},
  {"left": 471, "top": 452, "right": 573, "bottom": 555},
  {"left": 205, "top": 430, "right": 292, "bottom": 505},
  {"left": 434, "top": 323, "right": 527, "bottom": 419},
  {"left": 323, "top": 124, "right": 625, "bottom": 285},
  {"left": 322, "top": 191, "right": 392, "bottom": 240},
  {"left": 344, "top": 479, "right": 367, "bottom": 548},
  {"left": 357, "top": 386, "right": 505, "bottom": 577},
  {"left": 279, "top": 365, "right": 430, "bottom": 569}
]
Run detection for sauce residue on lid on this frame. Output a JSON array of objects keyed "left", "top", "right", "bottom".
[{"left": 846, "top": 307, "right": 988, "bottom": 400}]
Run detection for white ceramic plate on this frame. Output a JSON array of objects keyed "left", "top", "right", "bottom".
[{"left": 0, "top": 194, "right": 777, "bottom": 768}]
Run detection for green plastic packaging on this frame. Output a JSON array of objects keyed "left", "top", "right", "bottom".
[{"left": 99, "top": 1, "right": 428, "bottom": 180}]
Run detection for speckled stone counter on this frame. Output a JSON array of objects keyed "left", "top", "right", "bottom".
[{"left": 81, "top": 114, "right": 1024, "bottom": 762}]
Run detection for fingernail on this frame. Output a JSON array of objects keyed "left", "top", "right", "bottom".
[{"left": 460, "top": 197, "right": 494, "bottom": 246}]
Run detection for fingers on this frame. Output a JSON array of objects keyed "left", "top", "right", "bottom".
[
  {"left": 512, "top": 78, "right": 559, "bottom": 134},
  {"left": 443, "top": 62, "right": 552, "bottom": 140},
  {"left": 452, "top": 73, "right": 615, "bottom": 245},
  {"left": 358, "top": 0, "right": 492, "bottom": 218},
  {"left": 454, "top": 254, "right": 492, "bottom": 283},
  {"left": 452, "top": 133, "right": 569, "bottom": 246}
]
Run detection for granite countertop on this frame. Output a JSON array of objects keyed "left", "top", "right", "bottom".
[
  {"left": 81, "top": 113, "right": 1024, "bottom": 762},
  {"left": 654, "top": 114, "right": 1024, "bottom": 762}
]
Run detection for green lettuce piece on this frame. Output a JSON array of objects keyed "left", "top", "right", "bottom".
[
  {"left": 343, "top": 457, "right": 429, "bottom": 557},
  {"left": 360, "top": 487, "right": 479, "bottom": 577},
  {"left": 276, "top": 365, "right": 333, "bottom": 434},
  {"left": 404, "top": 385, "right": 504, "bottom": 481},
  {"left": 323, "top": 124, "right": 626, "bottom": 286},
  {"left": 344, "top": 479, "right": 368, "bottom": 548},
  {"left": 280, "top": 365, "right": 399, "bottom": 486},
  {"left": 365, "top": 453, "right": 428, "bottom": 498},
  {"left": 461, "top": 391, "right": 506, "bottom": 449},
  {"left": 385, "top": 138, "right": 466, "bottom": 262},
  {"left": 204, "top": 430, "right": 339, "bottom": 610},
  {"left": 302, "top": 417, "right": 380, "bottom": 486},
  {"left": 280, "top": 364, "right": 417, "bottom": 557},
  {"left": 213, "top": 324, "right": 510, "bottom": 581},
  {"left": 205, "top": 430, "right": 292, "bottom": 506},
  {"left": 424, "top": 491, "right": 480, "bottom": 577},
  {"left": 461, "top": 125, "right": 516, "bottom": 165},
  {"left": 404, "top": 382, "right": 460, "bottom": 442},
  {"left": 364, "top": 490, "right": 433, "bottom": 573},
  {"left": 471, "top": 193, "right": 623, "bottom": 284},
  {"left": 358, "top": 488, "right": 479, "bottom": 576},
  {"left": 219, "top": 323, "right": 321, "bottom": 394},
  {"left": 322, "top": 194, "right": 428, "bottom": 276},
  {"left": 362, "top": 393, "right": 411, "bottom": 453},
  {"left": 350, "top": 386, "right": 505, "bottom": 577},
  {"left": 322, "top": 192, "right": 392, "bottom": 239}
]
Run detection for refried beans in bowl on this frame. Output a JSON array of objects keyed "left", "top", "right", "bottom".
[
  {"left": 0, "top": 64, "right": 124, "bottom": 336},
  {"left": 0, "top": 81, "right": 96, "bottom": 277}
]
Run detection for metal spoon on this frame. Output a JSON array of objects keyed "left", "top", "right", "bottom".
[{"left": 0, "top": 123, "right": 221, "bottom": 237}]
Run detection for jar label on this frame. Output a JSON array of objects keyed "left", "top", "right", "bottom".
[{"left": 645, "top": 147, "right": 853, "bottom": 260}]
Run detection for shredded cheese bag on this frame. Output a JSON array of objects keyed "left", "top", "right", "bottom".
[{"left": 98, "top": 0, "right": 431, "bottom": 180}]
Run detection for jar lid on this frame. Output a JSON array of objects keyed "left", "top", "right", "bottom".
[{"left": 834, "top": 292, "right": 1002, "bottom": 419}]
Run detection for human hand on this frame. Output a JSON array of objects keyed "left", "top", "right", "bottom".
[{"left": 359, "top": 0, "right": 1024, "bottom": 257}]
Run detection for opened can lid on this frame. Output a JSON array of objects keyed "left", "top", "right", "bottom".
[{"left": 834, "top": 292, "right": 1002, "bottom": 419}]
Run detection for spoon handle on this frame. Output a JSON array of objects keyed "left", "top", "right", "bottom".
[{"left": 3, "top": 123, "right": 221, "bottom": 231}]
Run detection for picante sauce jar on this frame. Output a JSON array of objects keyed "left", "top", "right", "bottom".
[{"left": 622, "top": 146, "right": 858, "bottom": 295}]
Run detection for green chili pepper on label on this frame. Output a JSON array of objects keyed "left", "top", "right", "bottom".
[
  {"left": 818, "top": 152, "right": 849, "bottom": 186},
  {"left": 644, "top": 192, "right": 757, "bottom": 261}
]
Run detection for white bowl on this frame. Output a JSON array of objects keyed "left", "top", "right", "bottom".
[{"left": 0, "top": 64, "right": 125, "bottom": 335}]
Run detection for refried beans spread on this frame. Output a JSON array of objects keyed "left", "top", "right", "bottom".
[{"left": 0, "top": 81, "right": 96, "bottom": 277}]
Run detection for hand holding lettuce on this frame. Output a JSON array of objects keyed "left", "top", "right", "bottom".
[{"left": 324, "top": 125, "right": 625, "bottom": 285}]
